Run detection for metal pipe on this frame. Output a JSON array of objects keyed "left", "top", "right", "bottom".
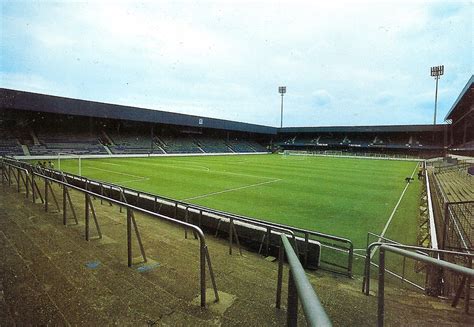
[
  {"left": 276, "top": 244, "right": 284, "bottom": 309},
  {"left": 33, "top": 162, "right": 334, "bottom": 271},
  {"left": 85, "top": 194, "right": 90, "bottom": 241},
  {"left": 287, "top": 270, "right": 298, "bottom": 326},
  {"left": 63, "top": 185, "right": 67, "bottom": 225},
  {"left": 281, "top": 235, "right": 332, "bottom": 326},
  {"left": 380, "top": 245, "right": 474, "bottom": 277},
  {"left": 377, "top": 249, "right": 385, "bottom": 327},
  {"left": 44, "top": 179, "right": 48, "bottom": 212},
  {"left": 18, "top": 166, "right": 217, "bottom": 307},
  {"left": 127, "top": 208, "right": 132, "bottom": 267},
  {"left": 200, "top": 242, "right": 206, "bottom": 307},
  {"left": 376, "top": 244, "right": 474, "bottom": 327},
  {"left": 363, "top": 242, "right": 474, "bottom": 296}
]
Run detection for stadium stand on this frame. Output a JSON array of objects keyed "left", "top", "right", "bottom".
[
  {"left": 247, "top": 140, "right": 268, "bottom": 152},
  {"left": 317, "top": 133, "right": 343, "bottom": 146},
  {"left": 1, "top": 77, "right": 474, "bottom": 325},
  {"left": 29, "top": 131, "right": 107, "bottom": 156},
  {"left": 445, "top": 75, "right": 474, "bottom": 156},
  {"left": 434, "top": 163, "right": 474, "bottom": 203},
  {"left": 226, "top": 139, "right": 253, "bottom": 152},
  {"left": 345, "top": 134, "right": 372, "bottom": 147},
  {"left": 159, "top": 135, "right": 202, "bottom": 154},
  {"left": 108, "top": 133, "right": 156, "bottom": 154},
  {"left": 194, "top": 135, "right": 233, "bottom": 153},
  {"left": 0, "top": 128, "right": 24, "bottom": 156}
]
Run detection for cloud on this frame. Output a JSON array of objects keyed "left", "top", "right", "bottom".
[
  {"left": 0, "top": 0, "right": 472, "bottom": 127},
  {"left": 312, "top": 90, "right": 332, "bottom": 107},
  {"left": 0, "top": 72, "right": 60, "bottom": 94}
]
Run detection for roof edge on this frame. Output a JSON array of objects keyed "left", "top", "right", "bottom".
[{"left": 444, "top": 74, "right": 474, "bottom": 121}]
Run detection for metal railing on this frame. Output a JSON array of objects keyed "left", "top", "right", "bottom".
[
  {"left": 1, "top": 159, "right": 219, "bottom": 307},
  {"left": 424, "top": 162, "right": 439, "bottom": 253},
  {"left": 276, "top": 234, "right": 332, "bottom": 327},
  {"left": 362, "top": 242, "right": 474, "bottom": 297},
  {"left": 282, "top": 150, "right": 422, "bottom": 160},
  {"left": 9, "top": 157, "right": 353, "bottom": 277},
  {"left": 1, "top": 161, "right": 31, "bottom": 196},
  {"left": 363, "top": 233, "right": 430, "bottom": 292},
  {"left": 376, "top": 244, "right": 474, "bottom": 327}
]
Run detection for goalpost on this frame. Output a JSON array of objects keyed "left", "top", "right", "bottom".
[{"left": 57, "top": 153, "right": 82, "bottom": 176}]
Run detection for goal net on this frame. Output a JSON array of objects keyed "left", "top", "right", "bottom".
[{"left": 57, "top": 153, "right": 82, "bottom": 176}]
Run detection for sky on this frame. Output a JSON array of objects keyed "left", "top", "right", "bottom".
[{"left": 1, "top": 0, "right": 472, "bottom": 127}]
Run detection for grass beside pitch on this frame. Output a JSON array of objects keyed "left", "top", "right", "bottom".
[{"left": 57, "top": 154, "right": 420, "bottom": 249}]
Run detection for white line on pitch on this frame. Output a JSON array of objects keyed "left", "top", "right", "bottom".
[
  {"left": 371, "top": 162, "right": 420, "bottom": 259},
  {"left": 119, "top": 177, "right": 150, "bottom": 184},
  {"left": 87, "top": 166, "right": 148, "bottom": 180},
  {"left": 181, "top": 178, "right": 282, "bottom": 201},
  {"left": 146, "top": 162, "right": 211, "bottom": 172},
  {"left": 211, "top": 170, "right": 277, "bottom": 180},
  {"left": 96, "top": 161, "right": 123, "bottom": 166}
]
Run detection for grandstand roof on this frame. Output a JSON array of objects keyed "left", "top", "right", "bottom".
[
  {"left": 0, "top": 87, "right": 447, "bottom": 136},
  {"left": 0, "top": 88, "right": 276, "bottom": 135},
  {"left": 444, "top": 75, "right": 474, "bottom": 122},
  {"left": 279, "top": 124, "right": 445, "bottom": 133}
]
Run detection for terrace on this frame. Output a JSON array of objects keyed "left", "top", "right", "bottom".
[
  {"left": 29, "top": 132, "right": 107, "bottom": 156},
  {"left": 108, "top": 133, "right": 156, "bottom": 154}
]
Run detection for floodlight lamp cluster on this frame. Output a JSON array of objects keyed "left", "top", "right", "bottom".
[
  {"left": 278, "top": 86, "right": 286, "bottom": 95},
  {"left": 430, "top": 65, "right": 444, "bottom": 77}
]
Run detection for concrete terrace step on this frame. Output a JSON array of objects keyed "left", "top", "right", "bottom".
[
  {"left": 2, "top": 193, "right": 216, "bottom": 325},
  {"left": 0, "top": 220, "right": 111, "bottom": 325},
  {"left": 42, "top": 181, "right": 292, "bottom": 305},
  {"left": 2, "top": 178, "right": 472, "bottom": 326},
  {"left": 6, "top": 213, "right": 174, "bottom": 325},
  {"left": 1, "top": 183, "right": 293, "bottom": 326},
  {"left": 0, "top": 231, "right": 68, "bottom": 326}
]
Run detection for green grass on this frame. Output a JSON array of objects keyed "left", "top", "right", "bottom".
[{"left": 57, "top": 154, "right": 421, "bottom": 248}]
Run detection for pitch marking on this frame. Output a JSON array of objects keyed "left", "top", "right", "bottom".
[
  {"left": 96, "top": 161, "right": 123, "bottom": 166},
  {"left": 181, "top": 178, "right": 282, "bottom": 201},
  {"left": 212, "top": 170, "right": 277, "bottom": 180},
  {"left": 147, "top": 161, "right": 211, "bottom": 172},
  {"left": 371, "top": 162, "right": 420, "bottom": 258},
  {"left": 86, "top": 167, "right": 149, "bottom": 183}
]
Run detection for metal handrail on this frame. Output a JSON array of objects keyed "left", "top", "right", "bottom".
[
  {"left": 363, "top": 241, "right": 474, "bottom": 296},
  {"left": 1, "top": 159, "right": 31, "bottom": 196},
  {"left": 277, "top": 234, "right": 332, "bottom": 327},
  {"left": 376, "top": 244, "right": 474, "bottom": 327},
  {"left": 88, "top": 171, "right": 352, "bottom": 274},
  {"left": 6, "top": 157, "right": 353, "bottom": 276},
  {"left": 89, "top": 176, "right": 353, "bottom": 273},
  {"left": 25, "top": 160, "right": 353, "bottom": 276},
  {"left": 38, "top": 166, "right": 301, "bottom": 252},
  {"left": 1, "top": 161, "right": 218, "bottom": 307}
]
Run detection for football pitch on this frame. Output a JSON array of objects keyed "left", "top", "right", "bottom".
[{"left": 57, "top": 154, "right": 421, "bottom": 248}]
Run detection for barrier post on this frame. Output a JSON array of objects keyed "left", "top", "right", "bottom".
[
  {"left": 85, "top": 194, "right": 90, "bottom": 241},
  {"left": 44, "top": 179, "right": 49, "bottom": 212},
  {"left": 377, "top": 248, "right": 386, "bottom": 327},
  {"left": 200, "top": 242, "right": 206, "bottom": 307},
  {"left": 127, "top": 208, "right": 132, "bottom": 267},
  {"left": 287, "top": 270, "right": 298, "bottom": 326},
  {"left": 63, "top": 185, "right": 67, "bottom": 225}
]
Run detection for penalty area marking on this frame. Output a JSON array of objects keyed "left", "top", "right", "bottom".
[
  {"left": 87, "top": 167, "right": 149, "bottom": 184},
  {"left": 371, "top": 162, "right": 420, "bottom": 259},
  {"left": 96, "top": 161, "right": 123, "bottom": 167},
  {"left": 181, "top": 178, "right": 282, "bottom": 201}
]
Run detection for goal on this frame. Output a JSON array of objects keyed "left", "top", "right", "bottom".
[{"left": 57, "top": 153, "right": 82, "bottom": 176}]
